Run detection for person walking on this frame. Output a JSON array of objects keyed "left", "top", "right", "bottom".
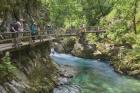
[
  {"left": 80, "top": 24, "right": 86, "bottom": 33},
  {"left": 47, "top": 25, "right": 52, "bottom": 34},
  {"left": 30, "top": 22, "right": 38, "bottom": 42},
  {"left": 10, "top": 19, "right": 24, "bottom": 47},
  {"left": 18, "top": 19, "right": 24, "bottom": 43},
  {"left": 79, "top": 24, "right": 86, "bottom": 44}
]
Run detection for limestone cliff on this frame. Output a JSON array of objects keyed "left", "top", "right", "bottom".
[{"left": 0, "top": 42, "right": 59, "bottom": 93}]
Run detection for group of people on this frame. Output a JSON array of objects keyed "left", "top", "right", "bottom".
[
  {"left": 1, "top": 20, "right": 86, "bottom": 46},
  {"left": 10, "top": 19, "right": 38, "bottom": 43},
  {"left": 10, "top": 19, "right": 52, "bottom": 40},
  {"left": 9, "top": 19, "right": 53, "bottom": 46}
]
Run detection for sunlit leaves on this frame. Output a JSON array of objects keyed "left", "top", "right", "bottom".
[{"left": 45, "top": 0, "right": 113, "bottom": 27}]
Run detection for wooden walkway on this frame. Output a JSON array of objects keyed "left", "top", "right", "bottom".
[
  {"left": 0, "top": 37, "right": 55, "bottom": 52},
  {"left": 0, "top": 27, "right": 105, "bottom": 52},
  {"left": 51, "top": 30, "right": 106, "bottom": 37}
]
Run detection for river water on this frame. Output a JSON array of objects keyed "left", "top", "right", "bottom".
[{"left": 50, "top": 52, "right": 140, "bottom": 93}]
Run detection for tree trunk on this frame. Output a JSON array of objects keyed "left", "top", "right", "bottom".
[{"left": 133, "top": 0, "right": 137, "bottom": 34}]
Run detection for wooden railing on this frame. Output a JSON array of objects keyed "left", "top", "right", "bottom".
[
  {"left": 0, "top": 31, "right": 53, "bottom": 44},
  {"left": 85, "top": 26, "right": 105, "bottom": 32},
  {"left": 0, "top": 31, "right": 31, "bottom": 43},
  {"left": 0, "top": 26, "right": 106, "bottom": 45},
  {"left": 60, "top": 26, "right": 106, "bottom": 35}
]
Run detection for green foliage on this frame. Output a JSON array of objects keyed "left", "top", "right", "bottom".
[
  {"left": 127, "top": 49, "right": 140, "bottom": 60},
  {"left": 87, "top": 33, "right": 98, "bottom": 43},
  {"left": 0, "top": 53, "right": 16, "bottom": 83},
  {"left": 98, "top": 0, "right": 140, "bottom": 74},
  {"left": 99, "top": 0, "right": 140, "bottom": 45},
  {"left": 45, "top": 0, "right": 113, "bottom": 28}
]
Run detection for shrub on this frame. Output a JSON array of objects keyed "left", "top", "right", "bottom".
[{"left": 0, "top": 53, "right": 16, "bottom": 83}]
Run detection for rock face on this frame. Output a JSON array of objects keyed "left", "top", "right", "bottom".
[
  {"left": 71, "top": 41, "right": 96, "bottom": 58},
  {"left": 53, "top": 33, "right": 98, "bottom": 58},
  {"left": 54, "top": 38, "right": 76, "bottom": 54},
  {"left": 0, "top": 42, "right": 59, "bottom": 93},
  {"left": 53, "top": 34, "right": 140, "bottom": 78},
  {"left": 111, "top": 48, "right": 140, "bottom": 78},
  {"left": 71, "top": 41, "right": 84, "bottom": 57},
  {"left": 54, "top": 43, "right": 65, "bottom": 53},
  {"left": 53, "top": 65, "right": 80, "bottom": 93}
]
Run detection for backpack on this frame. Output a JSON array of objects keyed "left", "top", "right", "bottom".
[{"left": 10, "top": 22, "right": 18, "bottom": 32}]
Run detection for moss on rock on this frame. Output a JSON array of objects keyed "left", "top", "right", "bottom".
[{"left": 0, "top": 42, "right": 59, "bottom": 93}]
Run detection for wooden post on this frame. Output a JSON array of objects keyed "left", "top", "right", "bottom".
[
  {"left": 96, "top": 26, "right": 100, "bottom": 37},
  {"left": 39, "top": 31, "right": 43, "bottom": 42},
  {"left": 13, "top": 32, "right": 18, "bottom": 48},
  {"left": 29, "top": 31, "right": 33, "bottom": 45}
]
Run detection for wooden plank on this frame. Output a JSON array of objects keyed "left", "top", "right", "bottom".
[
  {"left": 0, "top": 28, "right": 106, "bottom": 52},
  {"left": 85, "top": 30, "right": 106, "bottom": 33},
  {"left": 0, "top": 37, "right": 55, "bottom": 52}
]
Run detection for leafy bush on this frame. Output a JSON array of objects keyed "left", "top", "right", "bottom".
[
  {"left": 87, "top": 33, "right": 97, "bottom": 43},
  {"left": 0, "top": 53, "right": 16, "bottom": 83}
]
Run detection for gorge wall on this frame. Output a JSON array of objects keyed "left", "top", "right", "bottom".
[{"left": 0, "top": 42, "right": 59, "bottom": 93}]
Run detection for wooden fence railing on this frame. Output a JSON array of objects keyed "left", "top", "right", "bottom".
[
  {"left": 0, "top": 31, "right": 31, "bottom": 43},
  {"left": 0, "top": 26, "right": 106, "bottom": 45},
  {"left": 0, "top": 31, "right": 53, "bottom": 44},
  {"left": 60, "top": 26, "right": 106, "bottom": 35}
]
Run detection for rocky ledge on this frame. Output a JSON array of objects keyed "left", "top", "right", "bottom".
[
  {"left": 53, "top": 37, "right": 140, "bottom": 78},
  {"left": 53, "top": 65, "right": 81, "bottom": 93}
]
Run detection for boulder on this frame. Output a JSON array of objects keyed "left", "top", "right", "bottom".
[
  {"left": 54, "top": 38, "right": 76, "bottom": 53},
  {"left": 71, "top": 42, "right": 84, "bottom": 57},
  {"left": 71, "top": 42, "right": 96, "bottom": 58},
  {"left": 54, "top": 43, "right": 65, "bottom": 53}
]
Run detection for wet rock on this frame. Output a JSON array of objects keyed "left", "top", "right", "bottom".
[
  {"left": 53, "top": 86, "right": 70, "bottom": 93},
  {"left": 54, "top": 65, "right": 80, "bottom": 93},
  {"left": 83, "top": 44, "right": 96, "bottom": 53},
  {"left": 54, "top": 38, "right": 76, "bottom": 54},
  {"left": 53, "top": 85, "right": 80, "bottom": 93},
  {"left": 4, "top": 82, "right": 20, "bottom": 93},
  {"left": 57, "top": 77, "right": 70, "bottom": 85},
  {"left": 63, "top": 38, "right": 76, "bottom": 53},
  {"left": 0, "top": 85, "right": 7, "bottom": 93},
  {"left": 71, "top": 42, "right": 84, "bottom": 57},
  {"left": 60, "top": 73, "right": 73, "bottom": 78},
  {"left": 10, "top": 80, "right": 26, "bottom": 93},
  {"left": 83, "top": 44, "right": 96, "bottom": 57},
  {"left": 0, "top": 42, "right": 59, "bottom": 93},
  {"left": 54, "top": 43, "right": 65, "bottom": 53},
  {"left": 128, "top": 70, "right": 140, "bottom": 76},
  {"left": 71, "top": 41, "right": 96, "bottom": 58}
]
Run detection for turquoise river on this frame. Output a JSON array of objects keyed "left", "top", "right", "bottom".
[{"left": 51, "top": 52, "right": 140, "bottom": 93}]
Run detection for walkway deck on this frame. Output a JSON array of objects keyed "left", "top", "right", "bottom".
[
  {"left": 0, "top": 37, "right": 55, "bottom": 52},
  {"left": 52, "top": 30, "right": 106, "bottom": 37},
  {"left": 0, "top": 27, "right": 105, "bottom": 52}
]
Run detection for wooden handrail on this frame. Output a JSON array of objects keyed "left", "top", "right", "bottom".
[
  {"left": 0, "top": 31, "right": 47, "bottom": 43},
  {"left": 1, "top": 31, "right": 31, "bottom": 35},
  {"left": 0, "top": 26, "right": 106, "bottom": 44}
]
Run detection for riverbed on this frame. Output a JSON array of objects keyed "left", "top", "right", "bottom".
[{"left": 50, "top": 52, "right": 140, "bottom": 93}]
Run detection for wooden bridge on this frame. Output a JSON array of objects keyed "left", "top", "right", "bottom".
[
  {"left": 0, "top": 26, "right": 105, "bottom": 52},
  {"left": 51, "top": 26, "right": 105, "bottom": 37}
]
